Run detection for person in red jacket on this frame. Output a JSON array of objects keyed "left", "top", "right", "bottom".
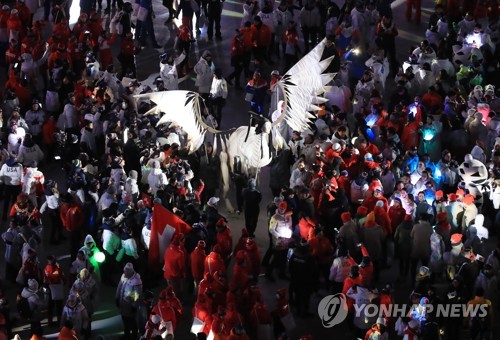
[
  {"left": 60, "top": 194, "right": 84, "bottom": 261},
  {"left": 401, "top": 115, "right": 421, "bottom": 151},
  {"left": 211, "top": 306, "right": 232, "bottom": 339},
  {"left": 215, "top": 218, "right": 233, "bottom": 265},
  {"left": 204, "top": 244, "right": 226, "bottom": 277},
  {"left": 248, "top": 302, "right": 272, "bottom": 339},
  {"left": 251, "top": 15, "right": 272, "bottom": 65},
  {"left": 5, "top": 39, "right": 20, "bottom": 67},
  {"left": 43, "top": 255, "right": 66, "bottom": 326},
  {"left": 227, "top": 324, "right": 250, "bottom": 340},
  {"left": 230, "top": 250, "right": 251, "bottom": 293},
  {"left": 308, "top": 226, "right": 334, "bottom": 283},
  {"left": 192, "top": 293, "right": 212, "bottom": 336},
  {"left": 47, "top": 43, "right": 72, "bottom": 70},
  {"left": 190, "top": 240, "right": 207, "bottom": 288},
  {"left": 225, "top": 302, "right": 244, "bottom": 332},
  {"left": 227, "top": 29, "right": 245, "bottom": 89},
  {"left": 151, "top": 296, "right": 177, "bottom": 335},
  {"left": 362, "top": 187, "right": 389, "bottom": 213},
  {"left": 342, "top": 265, "right": 363, "bottom": 314},
  {"left": 373, "top": 203, "right": 392, "bottom": 236},
  {"left": 158, "top": 286, "right": 183, "bottom": 320},
  {"left": 211, "top": 270, "right": 228, "bottom": 313},
  {"left": 53, "top": 19, "right": 71, "bottom": 42},
  {"left": 98, "top": 31, "right": 117, "bottom": 70},
  {"left": 14, "top": 0, "right": 30, "bottom": 27},
  {"left": 359, "top": 245, "right": 374, "bottom": 287},
  {"left": 163, "top": 234, "right": 187, "bottom": 295},
  {"left": 239, "top": 285, "right": 263, "bottom": 320},
  {"left": 388, "top": 198, "right": 406, "bottom": 235},
  {"left": 7, "top": 9, "right": 23, "bottom": 42},
  {"left": 244, "top": 237, "right": 261, "bottom": 280},
  {"left": 234, "top": 227, "right": 250, "bottom": 255}
]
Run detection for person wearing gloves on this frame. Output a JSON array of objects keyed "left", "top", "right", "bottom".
[
  {"left": 100, "top": 216, "right": 121, "bottom": 284},
  {"left": 0, "top": 152, "right": 23, "bottom": 221},
  {"left": 7, "top": 122, "right": 26, "bottom": 155},
  {"left": 159, "top": 51, "right": 186, "bottom": 91},
  {"left": 60, "top": 294, "right": 90, "bottom": 339},
  {"left": 20, "top": 279, "right": 45, "bottom": 336},
  {"left": 79, "top": 234, "right": 102, "bottom": 280},
  {"left": 116, "top": 263, "right": 143, "bottom": 339},
  {"left": 194, "top": 50, "right": 214, "bottom": 100}
]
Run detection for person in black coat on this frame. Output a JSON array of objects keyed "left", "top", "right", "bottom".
[
  {"left": 242, "top": 178, "right": 262, "bottom": 237},
  {"left": 198, "top": 143, "right": 221, "bottom": 205},
  {"left": 320, "top": 35, "right": 340, "bottom": 74},
  {"left": 269, "top": 147, "right": 294, "bottom": 197},
  {"left": 123, "top": 132, "right": 141, "bottom": 180},
  {"left": 289, "top": 239, "right": 318, "bottom": 317}
]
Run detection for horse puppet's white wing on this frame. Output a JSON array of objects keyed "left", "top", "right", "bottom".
[
  {"left": 277, "top": 38, "right": 336, "bottom": 132},
  {"left": 133, "top": 90, "right": 206, "bottom": 154}
]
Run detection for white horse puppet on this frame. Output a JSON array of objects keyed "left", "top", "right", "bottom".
[{"left": 133, "top": 38, "right": 335, "bottom": 209}]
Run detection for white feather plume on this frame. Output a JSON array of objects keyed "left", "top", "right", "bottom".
[{"left": 278, "top": 38, "right": 335, "bottom": 132}]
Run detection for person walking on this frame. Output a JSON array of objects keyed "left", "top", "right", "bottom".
[
  {"left": 194, "top": 50, "right": 214, "bottom": 101},
  {"left": 405, "top": 0, "right": 421, "bottom": 24},
  {"left": 207, "top": 0, "right": 223, "bottom": 40},
  {"left": 209, "top": 68, "right": 228, "bottom": 126},
  {"left": 410, "top": 213, "right": 433, "bottom": 282},
  {"left": 116, "top": 263, "right": 143, "bottom": 339},
  {"left": 242, "top": 178, "right": 262, "bottom": 237},
  {"left": 227, "top": 29, "right": 245, "bottom": 90},
  {"left": 137, "top": 0, "right": 161, "bottom": 48}
]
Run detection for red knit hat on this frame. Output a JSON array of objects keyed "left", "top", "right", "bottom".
[
  {"left": 404, "top": 214, "right": 413, "bottom": 222},
  {"left": 463, "top": 194, "right": 475, "bottom": 205},
  {"left": 456, "top": 189, "right": 465, "bottom": 197},
  {"left": 435, "top": 190, "right": 444, "bottom": 198},
  {"left": 241, "top": 228, "right": 249, "bottom": 236},
  {"left": 448, "top": 193, "right": 457, "bottom": 202},
  {"left": 451, "top": 233, "right": 463, "bottom": 246},
  {"left": 357, "top": 206, "right": 368, "bottom": 216},
  {"left": 341, "top": 212, "right": 352, "bottom": 223}
]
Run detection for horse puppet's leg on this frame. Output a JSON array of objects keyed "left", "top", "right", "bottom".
[{"left": 219, "top": 150, "right": 235, "bottom": 213}]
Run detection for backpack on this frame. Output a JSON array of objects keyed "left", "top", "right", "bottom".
[
  {"left": 17, "top": 294, "right": 33, "bottom": 319},
  {"left": 110, "top": 11, "right": 124, "bottom": 35}
]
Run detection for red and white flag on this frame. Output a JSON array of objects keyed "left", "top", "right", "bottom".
[{"left": 148, "top": 203, "right": 192, "bottom": 271}]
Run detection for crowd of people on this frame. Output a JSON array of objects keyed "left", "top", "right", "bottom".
[{"left": 0, "top": 0, "right": 499, "bottom": 339}]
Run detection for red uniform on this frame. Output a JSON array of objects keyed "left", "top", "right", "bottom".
[
  {"left": 190, "top": 241, "right": 207, "bottom": 282},
  {"left": 60, "top": 202, "right": 84, "bottom": 232},
  {"left": 244, "top": 239, "right": 260, "bottom": 279},
  {"left": 163, "top": 235, "right": 187, "bottom": 280},
  {"left": 342, "top": 275, "right": 363, "bottom": 312},
  {"left": 211, "top": 309, "right": 232, "bottom": 339},
  {"left": 53, "top": 21, "right": 72, "bottom": 42},
  {"left": 248, "top": 302, "right": 272, "bottom": 339},
  {"left": 373, "top": 206, "right": 392, "bottom": 236},
  {"left": 98, "top": 33, "right": 117, "bottom": 70},
  {"left": 7, "top": 11, "right": 24, "bottom": 41},
  {"left": 192, "top": 295, "right": 212, "bottom": 335},
  {"left": 251, "top": 23, "right": 272, "bottom": 48},
  {"left": 152, "top": 301, "right": 178, "bottom": 331},
  {"left": 388, "top": 205, "right": 406, "bottom": 235},
  {"left": 272, "top": 288, "right": 290, "bottom": 318},
  {"left": 5, "top": 44, "right": 20, "bottom": 65},
  {"left": 14, "top": 3, "right": 30, "bottom": 27},
  {"left": 215, "top": 222, "right": 233, "bottom": 263},
  {"left": 230, "top": 251, "right": 250, "bottom": 292},
  {"left": 204, "top": 249, "right": 226, "bottom": 277}
]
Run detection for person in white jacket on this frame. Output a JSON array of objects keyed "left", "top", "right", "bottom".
[
  {"left": 21, "top": 279, "right": 45, "bottom": 332},
  {"left": 7, "top": 123, "right": 25, "bottom": 155},
  {"left": 22, "top": 161, "right": 44, "bottom": 207},
  {"left": 300, "top": 0, "right": 321, "bottom": 52},
  {"left": 20, "top": 45, "right": 50, "bottom": 93},
  {"left": 116, "top": 263, "right": 143, "bottom": 338},
  {"left": 148, "top": 160, "right": 167, "bottom": 196},
  {"left": 60, "top": 294, "right": 90, "bottom": 338},
  {"left": 194, "top": 50, "right": 214, "bottom": 99},
  {"left": 17, "top": 134, "right": 44, "bottom": 166},
  {"left": 209, "top": 68, "right": 228, "bottom": 126},
  {"left": 24, "top": 99, "right": 46, "bottom": 142},
  {"left": 0, "top": 153, "right": 23, "bottom": 221},
  {"left": 159, "top": 52, "right": 186, "bottom": 91}
]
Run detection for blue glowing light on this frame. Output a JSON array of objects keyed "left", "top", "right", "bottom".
[
  {"left": 365, "top": 114, "right": 378, "bottom": 127},
  {"left": 423, "top": 129, "right": 435, "bottom": 141}
]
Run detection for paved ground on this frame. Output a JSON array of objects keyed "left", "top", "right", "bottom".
[{"left": 5, "top": 0, "right": 499, "bottom": 339}]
